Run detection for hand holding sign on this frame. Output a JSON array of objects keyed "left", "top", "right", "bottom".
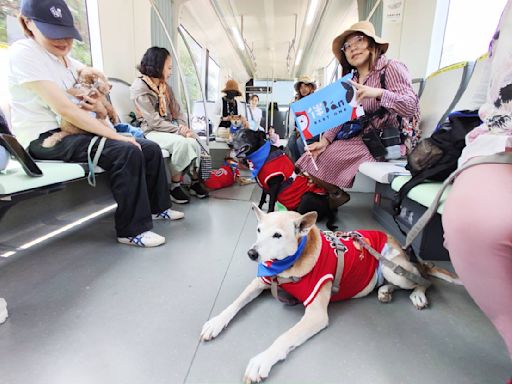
[{"left": 307, "top": 138, "right": 329, "bottom": 159}]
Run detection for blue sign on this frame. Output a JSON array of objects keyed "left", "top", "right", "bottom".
[{"left": 290, "top": 73, "right": 362, "bottom": 140}]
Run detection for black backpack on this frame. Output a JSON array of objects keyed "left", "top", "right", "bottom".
[{"left": 392, "top": 110, "right": 482, "bottom": 214}]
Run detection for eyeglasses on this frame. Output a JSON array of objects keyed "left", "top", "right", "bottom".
[{"left": 341, "top": 35, "right": 366, "bottom": 52}]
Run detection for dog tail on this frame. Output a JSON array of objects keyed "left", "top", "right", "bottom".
[{"left": 419, "top": 262, "right": 463, "bottom": 285}]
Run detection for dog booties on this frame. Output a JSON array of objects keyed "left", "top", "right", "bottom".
[{"left": 260, "top": 230, "right": 387, "bottom": 306}]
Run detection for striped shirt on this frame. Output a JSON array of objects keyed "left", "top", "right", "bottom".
[{"left": 297, "top": 55, "right": 420, "bottom": 188}]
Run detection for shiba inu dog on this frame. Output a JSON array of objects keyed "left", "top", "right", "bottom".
[{"left": 201, "top": 206, "right": 460, "bottom": 383}]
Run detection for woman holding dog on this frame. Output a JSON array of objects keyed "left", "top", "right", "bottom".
[
  {"left": 296, "top": 21, "right": 420, "bottom": 194},
  {"left": 131, "top": 47, "right": 209, "bottom": 204},
  {"left": 8, "top": 0, "right": 182, "bottom": 247}
]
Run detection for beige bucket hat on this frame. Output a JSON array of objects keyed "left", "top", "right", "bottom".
[
  {"left": 332, "top": 20, "right": 389, "bottom": 68},
  {"left": 294, "top": 75, "right": 317, "bottom": 92}
]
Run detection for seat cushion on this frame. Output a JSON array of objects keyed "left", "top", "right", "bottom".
[
  {"left": 0, "top": 160, "right": 85, "bottom": 195},
  {"left": 358, "top": 161, "right": 411, "bottom": 184},
  {"left": 391, "top": 176, "right": 452, "bottom": 214}
]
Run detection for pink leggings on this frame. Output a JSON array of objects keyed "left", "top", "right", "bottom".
[{"left": 443, "top": 163, "right": 512, "bottom": 358}]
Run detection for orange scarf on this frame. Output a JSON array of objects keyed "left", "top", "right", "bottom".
[{"left": 141, "top": 75, "right": 168, "bottom": 117}]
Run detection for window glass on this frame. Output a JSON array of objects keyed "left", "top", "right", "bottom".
[
  {"left": 177, "top": 30, "right": 202, "bottom": 110},
  {"left": 324, "top": 57, "right": 339, "bottom": 85},
  {"left": 440, "top": 0, "right": 507, "bottom": 67},
  {"left": 0, "top": 0, "right": 92, "bottom": 65},
  {"left": 207, "top": 55, "right": 220, "bottom": 102}
]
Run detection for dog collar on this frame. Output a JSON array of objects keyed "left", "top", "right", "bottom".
[
  {"left": 257, "top": 236, "right": 307, "bottom": 277},
  {"left": 245, "top": 140, "right": 271, "bottom": 178}
]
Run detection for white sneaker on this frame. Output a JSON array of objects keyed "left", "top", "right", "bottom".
[
  {"left": 152, "top": 209, "right": 185, "bottom": 221},
  {"left": 117, "top": 231, "right": 166, "bottom": 247},
  {"left": 0, "top": 298, "right": 8, "bottom": 324}
]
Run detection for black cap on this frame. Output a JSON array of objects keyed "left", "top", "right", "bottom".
[{"left": 21, "top": 0, "right": 82, "bottom": 41}]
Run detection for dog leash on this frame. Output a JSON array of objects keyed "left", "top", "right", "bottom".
[
  {"left": 87, "top": 135, "right": 107, "bottom": 187},
  {"left": 347, "top": 232, "right": 431, "bottom": 287}
]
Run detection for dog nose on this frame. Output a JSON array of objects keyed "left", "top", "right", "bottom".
[{"left": 247, "top": 248, "right": 259, "bottom": 261}]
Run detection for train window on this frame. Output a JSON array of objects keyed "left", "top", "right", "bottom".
[
  {"left": 440, "top": 0, "right": 507, "bottom": 67},
  {"left": 206, "top": 55, "right": 220, "bottom": 102},
  {"left": 324, "top": 57, "right": 339, "bottom": 85},
  {"left": 178, "top": 26, "right": 203, "bottom": 108},
  {"left": 0, "top": 0, "right": 92, "bottom": 65}
]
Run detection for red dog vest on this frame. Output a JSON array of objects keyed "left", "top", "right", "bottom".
[
  {"left": 256, "top": 152, "right": 325, "bottom": 210},
  {"left": 260, "top": 230, "right": 387, "bottom": 306}
]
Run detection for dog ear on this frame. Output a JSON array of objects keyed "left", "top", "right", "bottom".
[
  {"left": 251, "top": 202, "right": 265, "bottom": 222},
  {"left": 256, "top": 130, "right": 267, "bottom": 145},
  {"left": 295, "top": 211, "right": 317, "bottom": 236}
]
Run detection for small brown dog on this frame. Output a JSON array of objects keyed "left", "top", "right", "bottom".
[{"left": 42, "top": 67, "right": 119, "bottom": 148}]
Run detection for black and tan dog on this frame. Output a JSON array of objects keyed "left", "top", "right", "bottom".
[
  {"left": 232, "top": 129, "right": 348, "bottom": 230},
  {"left": 201, "top": 206, "right": 461, "bottom": 383}
]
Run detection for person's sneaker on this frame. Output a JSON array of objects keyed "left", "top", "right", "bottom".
[
  {"left": 170, "top": 186, "right": 190, "bottom": 204},
  {"left": 152, "top": 209, "right": 185, "bottom": 221},
  {"left": 0, "top": 298, "right": 8, "bottom": 325},
  {"left": 117, "top": 231, "right": 166, "bottom": 247},
  {"left": 189, "top": 181, "right": 209, "bottom": 198}
]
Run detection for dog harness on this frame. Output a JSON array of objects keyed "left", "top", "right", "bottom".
[
  {"left": 254, "top": 149, "right": 325, "bottom": 210},
  {"left": 260, "top": 230, "right": 386, "bottom": 306}
]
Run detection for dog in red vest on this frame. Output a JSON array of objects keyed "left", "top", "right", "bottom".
[
  {"left": 232, "top": 129, "right": 349, "bottom": 230},
  {"left": 201, "top": 206, "right": 461, "bottom": 383}
]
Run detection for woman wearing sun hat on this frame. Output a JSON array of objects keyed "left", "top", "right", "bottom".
[
  {"left": 287, "top": 75, "right": 318, "bottom": 162},
  {"left": 216, "top": 79, "right": 246, "bottom": 141},
  {"left": 295, "top": 20, "right": 420, "bottom": 195}
]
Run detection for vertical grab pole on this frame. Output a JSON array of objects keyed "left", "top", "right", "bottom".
[
  {"left": 148, "top": 0, "right": 193, "bottom": 142},
  {"left": 269, "top": 70, "right": 274, "bottom": 134},
  {"left": 265, "top": 78, "right": 270, "bottom": 133},
  {"left": 178, "top": 27, "right": 211, "bottom": 150}
]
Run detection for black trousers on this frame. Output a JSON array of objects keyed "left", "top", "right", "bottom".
[{"left": 29, "top": 131, "right": 171, "bottom": 237}]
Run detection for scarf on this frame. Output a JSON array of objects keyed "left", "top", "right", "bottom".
[
  {"left": 141, "top": 75, "right": 167, "bottom": 117},
  {"left": 245, "top": 140, "right": 271, "bottom": 178},
  {"left": 257, "top": 237, "right": 307, "bottom": 277}
]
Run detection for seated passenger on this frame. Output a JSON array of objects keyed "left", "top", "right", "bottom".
[
  {"left": 442, "top": 0, "right": 512, "bottom": 360},
  {"left": 296, "top": 21, "right": 420, "bottom": 195},
  {"left": 8, "top": 0, "right": 183, "bottom": 248},
  {"left": 130, "top": 47, "right": 209, "bottom": 204},
  {"left": 216, "top": 79, "right": 247, "bottom": 142},
  {"left": 286, "top": 75, "right": 318, "bottom": 162},
  {"left": 247, "top": 94, "right": 264, "bottom": 131}
]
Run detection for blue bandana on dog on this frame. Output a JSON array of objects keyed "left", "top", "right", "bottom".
[
  {"left": 257, "top": 236, "right": 307, "bottom": 277},
  {"left": 246, "top": 140, "right": 271, "bottom": 178}
]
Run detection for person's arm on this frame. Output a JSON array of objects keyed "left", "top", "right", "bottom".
[
  {"left": 25, "top": 80, "right": 139, "bottom": 147},
  {"left": 378, "top": 60, "right": 419, "bottom": 118},
  {"left": 132, "top": 93, "right": 179, "bottom": 133}
]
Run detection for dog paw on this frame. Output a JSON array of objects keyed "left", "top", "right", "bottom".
[
  {"left": 377, "top": 290, "right": 392, "bottom": 303},
  {"left": 243, "top": 351, "right": 275, "bottom": 383},
  {"left": 200, "top": 315, "right": 228, "bottom": 341},
  {"left": 409, "top": 290, "right": 428, "bottom": 310},
  {"left": 0, "top": 298, "right": 8, "bottom": 325}
]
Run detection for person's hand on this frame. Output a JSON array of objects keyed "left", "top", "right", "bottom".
[
  {"left": 116, "top": 134, "right": 141, "bottom": 150},
  {"left": 179, "top": 124, "right": 196, "bottom": 138},
  {"left": 349, "top": 80, "right": 384, "bottom": 102},
  {"left": 79, "top": 94, "right": 108, "bottom": 119},
  {"left": 307, "top": 138, "right": 328, "bottom": 159}
]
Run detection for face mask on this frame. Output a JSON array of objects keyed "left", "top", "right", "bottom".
[{"left": 226, "top": 91, "right": 238, "bottom": 99}]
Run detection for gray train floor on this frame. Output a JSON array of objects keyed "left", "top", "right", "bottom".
[{"left": 0, "top": 188, "right": 510, "bottom": 384}]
